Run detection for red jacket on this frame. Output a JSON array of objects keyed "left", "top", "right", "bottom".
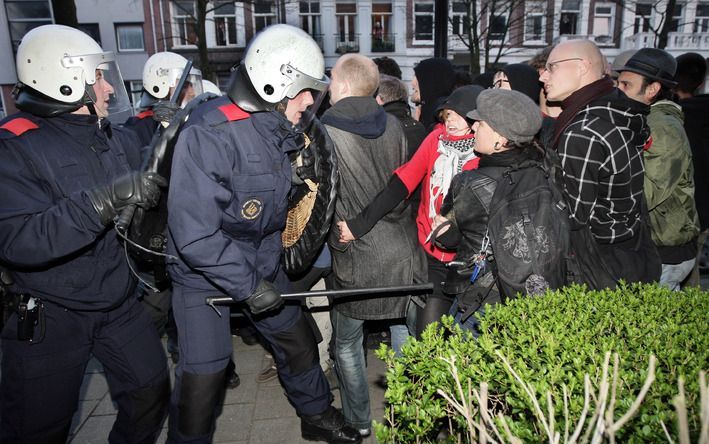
[{"left": 394, "top": 125, "right": 479, "bottom": 262}]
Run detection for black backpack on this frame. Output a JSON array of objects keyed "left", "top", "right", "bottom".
[{"left": 480, "top": 150, "right": 572, "bottom": 299}]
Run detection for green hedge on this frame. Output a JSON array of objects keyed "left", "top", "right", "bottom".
[{"left": 376, "top": 283, "right": 709, "bottom": 443}]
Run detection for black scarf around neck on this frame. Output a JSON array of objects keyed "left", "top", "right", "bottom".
[{"left": 551, "top": 76, "right": 615, "bottom": 149}]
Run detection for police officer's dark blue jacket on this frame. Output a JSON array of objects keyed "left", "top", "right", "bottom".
[
  {"left": 167, "top": 95, "right": 299, "bottom": 299},
  {"left": 0, "top": 112, "right": 144, "bottom": 310}
]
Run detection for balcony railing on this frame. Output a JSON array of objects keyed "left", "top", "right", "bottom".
[
  {"left": 371, "top": 33, "right": 395, "bottom": 52},
  {"left": 624, "top": 32, "right": 709, "bottom": 50},
  {"left": 335, "top": 34, "right": 360, "bottom": 54}
]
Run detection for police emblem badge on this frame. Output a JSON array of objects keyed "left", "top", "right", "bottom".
[{"left": 241, "top": 198, "right": 263, "bottom": 220}]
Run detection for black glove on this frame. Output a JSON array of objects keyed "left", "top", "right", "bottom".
[
  {"left": 87, "top": 172, "right": 168, "bottom": 225},
  {"left": 293, "top": 145, "right": 317, "bottom": 184},
  {"left": 245, "top": 280, "right": 283, "bottom": 315},
  {"left": 152, "top": 101, "right": 180, "bottom": 124}
]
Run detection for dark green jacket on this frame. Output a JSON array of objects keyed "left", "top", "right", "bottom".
[{"left": 644, "top": 100, "right": 700, "bottom": 249}]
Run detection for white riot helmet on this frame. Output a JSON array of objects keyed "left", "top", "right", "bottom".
[
  {"left": 201, "top": 79, "right": 222, "bottom": 96},
  {"left": 140, "top": 51, "right": 203, "bottom": 108},
  {"left": 15, "top": 24, "right": 131, "bottom": 118},
  {"left": 227, "top": 24, "right": 329, "bottom": 112}
]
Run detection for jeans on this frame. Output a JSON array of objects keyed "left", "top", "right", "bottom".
[
  {"left": 389, "top": 301, "right": 417, "bottom": 356},
  {"left": 330, "top": 308, "right": 371, "bottom": 430},
  {"left": 449, "top": 297, "right": 485, "bottom": 339},
  {"left": 660, "top": 258, "right": 696, "bottom": 291}
]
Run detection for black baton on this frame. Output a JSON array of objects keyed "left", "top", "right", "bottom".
[{"left": 205, "top": 282, "right": 434, "bottom": 315}]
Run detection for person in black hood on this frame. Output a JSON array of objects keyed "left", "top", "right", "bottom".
[
  {"left": 493, "top": 63, "right": 542, "bottom": 103},
  {"left": 674, "top": 52, "right": 709, "bottom": 282},
  {"left": 412, "top": 57, "right": 456, "bottom": 129},
  {"left": 322, "top": 53, "right": 426, "bottom": 438}
]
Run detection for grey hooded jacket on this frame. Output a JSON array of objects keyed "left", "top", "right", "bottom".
[{"left": 323, "top": 96, "right": 427, "bottom": 320}]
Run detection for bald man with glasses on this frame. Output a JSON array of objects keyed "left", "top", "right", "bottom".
[{"left": 539, "top": 39, "right": 661, "bottom": 290}]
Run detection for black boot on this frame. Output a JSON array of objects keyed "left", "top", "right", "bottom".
[
  {"left": 225, "top": 359, "right": 240, "bottom": 389},
  {"left": 301, "top": 406, "right": 362, "bottom": 444}
]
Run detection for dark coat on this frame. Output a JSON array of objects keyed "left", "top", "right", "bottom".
[
  {"left": 0, "top": 113, "right": 140, "bottom": 310},
  {"left": 323, "top": 97, "right": 426, "bottom": 320},
  {"left": 679, "top": 94, "right": 709, "bottom": 230},
  {"left": 166, "top": 96, "right": 295, "bottom": 300}
]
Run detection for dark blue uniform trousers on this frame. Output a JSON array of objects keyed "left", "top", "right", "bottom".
[
  {"left": 168, "top": 286, "right": 331, "bottom": 443},
  {"left": 0, "top": 297, "right": 170, "bottom": 444}
]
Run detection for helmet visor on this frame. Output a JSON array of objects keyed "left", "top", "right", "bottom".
[
  {"left": 96, "top": 60, "right": 133, "bottom": 124},
  {"left": 282, "top": 63, "right": 330, "bottom": 99},
  {"left": 178, "top": 70, "right": 204, "bottom": 107}
]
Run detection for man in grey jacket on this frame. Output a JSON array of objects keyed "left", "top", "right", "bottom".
[{"left": 322, "top": 54, "right": 427, "bottom": 437}]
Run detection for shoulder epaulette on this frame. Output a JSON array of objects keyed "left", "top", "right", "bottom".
[
  {"left": 218, "top": 103, "right": 250, "bottom": 122},
  {"left": 0, "top": 117, "right": 39, "bottom": 137},
  {"left": 135, "top": 110, "right": 154, "bottom": 120}
]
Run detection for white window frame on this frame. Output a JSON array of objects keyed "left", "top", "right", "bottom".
[
  {"left": 695, "top": 2, "right": 709, "bottom": 32},
  {"left": 253, "top": 1, "right": 276, "bottom": 33},
  {"left": 488, "top": 12, "right": 509, "bottom": 43},
  {"left": 173, "top": 0, "right": 196, "bottom": 47},
  {"left": 413, "top": 1, "right": 435, "bottom": 43},
  {"left": 592, "top": 2, "right": 615, "bottom": 45},
  {"left": 4, "top": 0, "right": 53, "bottom": 52},
  {"left": 670, "top": 3, "right": 685, "bottom": 32},
  {"left": 451, "top": 1, "right": 469, "bottom": 36},
  {"left": 633, "top": 2, "right": 653, "bottom": 34},
  {"left": 115, "top": 24, "right": 145, "bottom": 52},
  {"left": 335, "top": 2, "right": 358, "bottom": 52},
  {"left": 524, "top": 0, "right": 547, "bottom": 43},
  {"left": 214, "top": 0, "right": 237, "bottom": 46},
  {"left": 299, "top": 1, "right": 321, "bottom": 36},
  {"left": 559, "top": 0, "right": 581, "bottom": 36}
]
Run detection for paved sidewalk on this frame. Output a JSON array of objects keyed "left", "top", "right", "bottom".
[{"left": 66, "top": 334, "right": 387, "bottom": 444}]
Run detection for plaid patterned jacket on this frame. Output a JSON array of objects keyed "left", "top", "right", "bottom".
[{"left": 557, "top": 91, "right": 651, "bottom": 244}]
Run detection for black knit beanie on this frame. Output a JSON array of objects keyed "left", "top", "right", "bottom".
[{"left": 502, "top": 63, "right": 542, "bottom": 104}]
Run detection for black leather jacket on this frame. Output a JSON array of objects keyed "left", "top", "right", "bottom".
[{"left": 439, "top": 146, "right": 541, "bottom": 263}]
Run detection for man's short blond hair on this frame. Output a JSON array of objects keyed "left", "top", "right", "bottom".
[{"left": 336, "top": 54, "right": 380, "bottom": 97}]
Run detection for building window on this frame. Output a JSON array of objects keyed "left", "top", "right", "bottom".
[
  {"left": 4, "top": 0, "right": 53, "bottom": 52},
  {"left": 78, "top": 23, "right": 101, "bottom": 47},
  {"left": 128, "top": 80, "right": 143, "bottom": 110},
  {"left": 559, "top": 0, "right": 580, "bottom": 35},
  {"left": 695, "top": 3, "right": 709, "bottom": 32},
  {"left": 451, "top": 1, "right": 469, "bottom": 36},
  {"left": 372, "top": 2, "right": 394, "bottom": 52},
  {"left": 173, "top": 0, "right": 197, "bottom": 46},
  {"left": 592, "top": 3, "right": 615, "bottom": 44},
  {"left": 116, "top": 24, "right": 144, "bottom": 51},
  {"left": 524, "top": 1, "right": 546, "bottom": 42},
  {"left": 335, "top": 3, "right": 358, "bottom": 53},
  {"left": 489, "top": 13, "right": 508, "bottom": 41},
  {"left": 253, "top": 1, "right": 276, "bottom": 33},
  {"left": 300, "top": 1, "right": 322, "bottom": 47},
  {"left": 670, "top": 3, "right": 684, "bottom": 32},
  {"left": 214, "top": 0, "right": 237, "bottom": 46},
  {"left": 414, "top": 1, "right": 434, "bottom": 42},
  {"left": 633, "top": 3, "right": 653, "bottom": 34}
]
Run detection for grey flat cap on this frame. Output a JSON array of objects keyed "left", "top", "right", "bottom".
[{"left": 467, "top": 89, "right": 542, "bottom": 143}]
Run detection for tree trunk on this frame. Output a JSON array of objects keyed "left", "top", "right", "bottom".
[
  {"left": 469, "top": 0, "right": 481, "bottom": 75},
  {"left": 657, "top": 0, "right": 676, "bottom": 49},
  {"left": 51, "top": 0, "right": 78, "bottom": 28},
  {"left": 196, "top": 0, "right": 215, "bottom": 82}
]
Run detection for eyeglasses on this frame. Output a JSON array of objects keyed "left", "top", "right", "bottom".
[
  {"left": 492, "top": 79, "right": 509, "bottom": 89},
  {"left": 544, "top": 58, "right": 583, "bottom": 74}
]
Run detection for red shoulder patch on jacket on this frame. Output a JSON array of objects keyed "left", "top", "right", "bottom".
[
  {"left": 0, "top": 117, "right": 39, "bottom": 136},
  {"left": 643, "top": 135, "right": 653, "bottom": 151},
  {"left": 218, "top": 104, "right": 250, "bottom": 122},
  {"left": 135, "top": 110, "right": 154, "bottom": 119}
]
